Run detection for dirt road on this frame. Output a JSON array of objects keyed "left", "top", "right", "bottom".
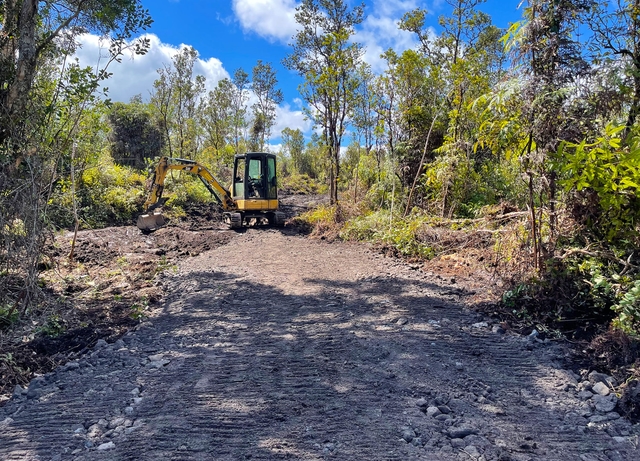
[{"left": 1, "top": 228, "right": 639, "bottom": 460}]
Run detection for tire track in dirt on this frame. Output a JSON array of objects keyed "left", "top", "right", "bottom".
[{"left": 1, "top": 229, "right": 639, "bottom": 460}]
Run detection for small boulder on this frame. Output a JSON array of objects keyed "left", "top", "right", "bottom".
[
  {"left": 592, "top": 382, "right": 610, "bottom": 396},
  {"left": 593, "top": 394, "right": 617, "bottom": 413},
  {"left": 447, "top": 427, "right": 477, "bottom": 439},
  {"left": 97, "top": 441, "right": 115, "bottom": 451},
  {"left": 588, "top": 371, "right": 616, "bottom": 387}
]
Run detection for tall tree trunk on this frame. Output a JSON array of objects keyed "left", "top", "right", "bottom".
[
  {"left": 625, "top": 70, "right": 640, "bottom": 140},
  {"left": 6, "top": 0, "right": 38, "bottom": 117}
]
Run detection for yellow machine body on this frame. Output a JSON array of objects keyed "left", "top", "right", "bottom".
[{"left": 137, "top": 153, "right": 284, "bottom": 231}]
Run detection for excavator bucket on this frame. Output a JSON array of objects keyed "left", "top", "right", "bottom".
[{"left": 136, "top": 212, "right": 166, "bottom": 232}]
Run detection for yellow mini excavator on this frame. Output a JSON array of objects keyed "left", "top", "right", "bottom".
[{"left": 137, "top": 152, "right": 285, "bottom": 231}]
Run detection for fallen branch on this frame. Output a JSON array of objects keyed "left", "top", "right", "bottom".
[{"left": 558, "top": 247, "right": 637, "bottom": 275}]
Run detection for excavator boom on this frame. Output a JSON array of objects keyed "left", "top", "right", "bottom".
[{"left": 137, "top": 157, "right": 236, "bottom": 231}]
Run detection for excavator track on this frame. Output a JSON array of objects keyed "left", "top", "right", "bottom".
[{"left": 224, "top": 212, "right": 243, "bottom": 229}]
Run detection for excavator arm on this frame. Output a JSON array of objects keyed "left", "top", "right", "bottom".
[
  {"left": 142, "top": 157, "right": 237, "bottom": 211},
  {"left": 138, "top": 157, "right": 237, "bottom": 231}
]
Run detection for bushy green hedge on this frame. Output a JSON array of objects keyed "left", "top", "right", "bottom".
[{"left": 48, "top": 161, "right": 146, "bottom": 229}]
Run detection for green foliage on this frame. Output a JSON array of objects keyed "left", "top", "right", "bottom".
[
  {"left": 420, "top": 145, "right": 524, "bottom": 218},
  {"left": 302, "top": 205, "right": 337, "bottom": 226},
  {"left": 341, "top": 211, "right": 436, "bottom": 259},
  {"left": 150, "top": 46, "right": 205, "bottom": 159},
  {"left": 280, "top": 173, "right": 327, "bottom": 195},
  {"left": 558, "top": 123, "right": 640, "bottom": 241},
  {"left": 49, "top": 158, "right": 146, "bottom": 229},
  {"left": 38, "top": 315, "right": 66, "bottom": 338},
  {"left": 569, "top": 255, "right": 640, "bottom": 336},
  {"left": 130, "top": 298, "right": 149, "bottom": 320},
  {"left": 294, "top": 203, "right": 344, "bottom": 236},
  {"left": 153, "top": 169, "right": 219, "bottom": 210},
  {"left": 250, "top": 61, "right": 283, "bottom": 151},
  {"left": 0, "top": 302, "right": 19, "bottom": 329},
  {"left": 502, "top": 252, "right": 640, "bottom": 337},
  {"left": 353, "top": 149, "right": 381, "bottom": 191},
  {"left": 281, "top": 127, "right": 309, "bottom": 174},
  {"left": 109, "top": 100, "right": 164, "bottom": 169},
  {"left": 154, "top": 256, "right": 177, "bottom": 277},
  {"left": 79, "top": 161, "right": 145, "bottom": 227},
  {"left": 200, "top": 79, "right": 234, "bottom": 153},
  {"left": 613, "top": 280, "right": 640, "bottom": 335},
  {"left": 501, "top": 283, "right": 529, "bottom": 309},
  {"left": 284, "top": 0, "right": 365, "bottom": 204}
]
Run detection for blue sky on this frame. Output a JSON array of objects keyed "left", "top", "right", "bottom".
[{"left": 75, "top": 0, "right": 525, "bottom": 146}]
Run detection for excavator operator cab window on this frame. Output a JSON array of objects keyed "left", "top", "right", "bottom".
[
  {"left": 233, "top": 159, "right": 245, "bottom": 198},
  {"left": 247, "top": 158, "right": 265, "bottom": 198},
  {"left": 266, "top": 156, "right": 277, "bottom": 199}
]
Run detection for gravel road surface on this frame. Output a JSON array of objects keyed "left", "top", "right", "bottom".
[{"left": 1, "top": 229, "right": 639, "bottom": 460}]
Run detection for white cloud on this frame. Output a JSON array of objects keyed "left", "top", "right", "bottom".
[
  {"left": 73, "top": 33, "right": 310, "bottom": 142},
  {"left": 267, "top": 142, "right": 283, "bottom": 153},
  {"left": 230, "top": 0, "right": 429, "bottom": 72},
  {"left": 73, "top": 33, "right": 229, "bottom": 102},
  {"left": 232, "top": 0, "right": 299, "bottom": 43},
  {"left": 273, "top": 102, "right": 311, "bottom": 136},
  {"left": 356, "top": 0, "right": 426, "bottom": 72}
]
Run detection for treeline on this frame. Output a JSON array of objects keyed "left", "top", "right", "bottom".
[
  {"left": 284, "top": 0, "right": 640, "bottom": 336},
  {"left": 106, "top": 46, "right": 326, "bottom": 190},
  {"left": 2, "top": 0, "right": 640, "bottom": 336}
]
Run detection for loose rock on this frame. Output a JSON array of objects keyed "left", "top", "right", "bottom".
[
  {"left": 593, "top": 395, "right": 617, "bottom": 413},
  {"left": 97, "top": 441, "right": 115, "bottom": 450},
  {"left": 451, "top": 438, "right": 465, "bottom": 448},
  {"left": 401, "top": 427, "right": 416, "bottom": 443},
  {"left": 577, "top": 390, "right": 594, "bottom": 401},
  {"left": 447, "top": 427, "right": 477, "bottom": 439},
  {"left": 592, "top": 382, "right": 610, "bottom": 396},
  {"left": 588, "top": 371, "right": 616, "bottom": 387}
]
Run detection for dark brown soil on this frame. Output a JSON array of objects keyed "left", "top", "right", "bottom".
[{"left": 0, "top": 208, "right": 234, "bottom": 403}]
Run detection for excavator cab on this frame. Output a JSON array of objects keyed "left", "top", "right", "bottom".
[
  {"left": 232, "top": 153, "right": 277, "bottom": 201},
  {"left": 228, "top": 152, "right": 282, "bottom": 227},
  {"left": 136, "top": 152, "right": 284, "bottom": 231}
]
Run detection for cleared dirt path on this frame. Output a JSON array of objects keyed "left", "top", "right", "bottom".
[{"left": 1, "top": 229, "right": 639, "bottom": 460}]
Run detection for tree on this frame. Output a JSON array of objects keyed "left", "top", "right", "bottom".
[
  {"left": 200, "top": 78, "right": 234, "bottom": 152},
  {"left": 108, "top": 99, "right": 164, "bottom": 169},
  {"left": 351, "top": 63, "right": 379, "bottom": 157},
  {"left": 281, "top": 127, "right": 308, "bottom": 174},
  {"left": 231, "top": 68, "right": 250, "bottom": 153},
  {"left": 0, "top": 0, "right": 151, "bottom": 313},
  {"left": 504, "top": 0, "right": 591, "bottom": 268},
  {"left": 150, "top": 46, "right": 205, "bottom": 159},
  {"left": 399, "top": 0, "right": 505, "bottom": 215},
  {"left": 376, "top": 48, "right": 443, "bottom": 192},
  {"left": 589, "top": 0, "right": 640, "bottom": 138},
  {"left": 373, "top": 51, "right": 403, "bottom": 182},
  {"left": 0, "top": 0, "right": 152, "bottom": 146},
  {"left": 284, "top": 0, "right": 365, "bottom": 206},
  {"left": 250, "top": 61, "right": 283, "bottom": 151}
]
